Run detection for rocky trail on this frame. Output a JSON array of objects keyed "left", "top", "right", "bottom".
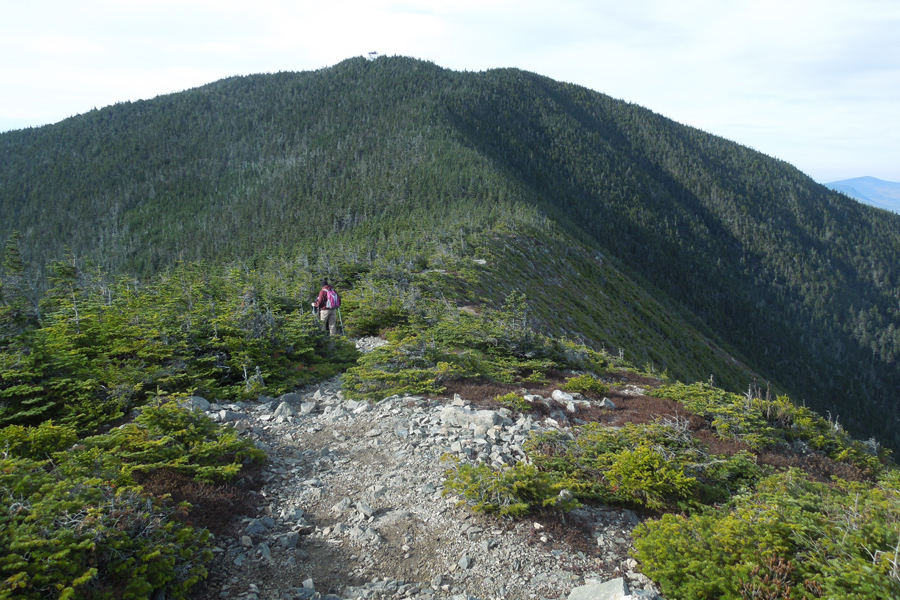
[{"left": 189, "top": 338, "right": 665, "bottom": 600}]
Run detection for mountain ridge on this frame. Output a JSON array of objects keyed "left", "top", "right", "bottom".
[
  {"left": 824, "top": 176, "right": 900, "bottom": 214},
  {"left": 1, "top": 55, "right": 899, "bottom": 450},
  {"left": 1, "top": 58, "right": 900, "bottom": 597}
]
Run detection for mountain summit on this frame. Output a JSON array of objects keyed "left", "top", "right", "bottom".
[{"left": 1, "top": 55, "right": 899, "bottom": 449}]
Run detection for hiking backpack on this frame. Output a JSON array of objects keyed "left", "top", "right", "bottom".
[{"left": 324, "top": 288, "right": 341, "bottom": 309}]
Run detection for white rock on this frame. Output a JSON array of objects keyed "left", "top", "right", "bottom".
[
  {"left": 552, "top": 390, "right": 574, "bottom": 403},
  {"left": 568, "top": 578, "right": 630, "bottom": 600}
]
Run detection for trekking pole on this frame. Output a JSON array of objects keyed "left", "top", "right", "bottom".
[{"left": 337, "top": 307, "right": 344, "bottom": 335}]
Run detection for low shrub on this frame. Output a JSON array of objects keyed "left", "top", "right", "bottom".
[
  {"left": 343, "top": 301, "right": 410, "bottom": 337},
  {"left": 656, "top": 382, "right": 885, "bottom": 475},
  {"left": 442, "top": 459, "right": 578, "bottom": 517},
  {"left": 494, "top": 392, "right": 531, "bottom": 413},
  {"left": 71, "top": 402, "right": 265, "bottom": 484},
  {"left": 633, "top": 469, "right": 900, "bottom": 600},
  {"left": 0, "top": 403, "right": 264, "bottom": 599},
  {"left": 524, "top": 422, "right": 761, "bottom": 511},
  {"left": 562, "top": 374, "right": 609, "bottom": 396},
  {"left": 0, "top": 457, "right": 212, "bottom": 600},
  {"left": 342, "top": 294, "right": 615, "bottom": 400},
  {"left": 444, "top": 420, "right": 762, "bottom": 516},
  {"left": 603, "top": 443, "right": 697, "bottom": 510},
  {"left": 0, "top": 421, "right": 77, "bottom": 460},
  {"left": 342, "top": 341, "right": 466, "bottom": 400}
]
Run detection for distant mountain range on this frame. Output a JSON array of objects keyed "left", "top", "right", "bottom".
[{"left": 824, "top": 177, "right": 900, "bottom": 214}]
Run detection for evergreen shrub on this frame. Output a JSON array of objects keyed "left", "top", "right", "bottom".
[
  {"left": 633, "top": 469, "right": 900, "bottom": 600},
  {"left": 656, "top": 382, "right": 885, "bottom": 474},
  {"left": 342, "top": 293, "right": 613, "bottom": 400},
  {"left": 73, "top": 402, "right": 265, "bottom": 484},
  {"left": 344, "top": 300, "right": 410, "bottom": 337},
  {"left": 494, "top": 392, "right": 531, "bottom": 413},
  {"left": 0, "top": 459, "right": 213, "bottom": 600},
  {"left": 442, "top": 459, "right": 578, "bottom": 517},
  {"left": 562, "top": 374, "right": 609, "bottom": 396},
  {"left": 0, "top": 261, "right": 357, "bottom": 432},
  {"left": 0, "top": 421, "right": 77, "bottom": 460}
]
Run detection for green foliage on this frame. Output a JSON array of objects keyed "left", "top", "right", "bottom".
[
  {"left": 343, "top": 295, "right": 545, "bottom": 399},
  {"left": 343, "top": 290, "right": 623, "bottom": 400},
  {"left": 0, "top": 260, "right": 353, "bottom": 598},
  {"left": 343, "top": 362, "right": 454, "bottom": 401},
  {"left": 633, "top": 469, "right": 900, "bottom": 600},
  {"left": 603, "top": 444, "right": 698, "bottom": 511},
  {"left": 445, "top": 421, "right": 762, "bottom": 516},
  {"left": 0, "top": 403, "right": 256, "bottom": 599},
  {"left": 0, "top": 421, "right": 77, "bottom": 460},
  {"left": 442, "top": 458, "right": 578, "bottom": 517},
  {"left": 73, "top": 402, "right": 265, "bottom": 484},
  {"left": 562, "top": 374, "right": 609, "bottom": 396},
  {"left": 525, "top": 422, "right": 761, "bottom": 511},
  {"left": 656, "top": 382, "right": 885, "bottom": 474},
  {"left": 0, "top": 458, "right": 216, "bottom": 599},
  {"left": 0, "top": 231, "right": 41, "bottom": 342},
  {"left": 494, "top": 392, "right": 531, "bottom": 413},
  {"left": 655, "top": 382, "right": 774, "bottom": 448},
  {"left": 340, "top": 291, "right": 411, "bottom": 338},
  {"left": 0, "top": 261, "right": 357, "bottom": 432}
]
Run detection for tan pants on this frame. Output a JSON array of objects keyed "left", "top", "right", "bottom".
[{"left": 319, "top": 308, "right": 338, "bottom": 336}]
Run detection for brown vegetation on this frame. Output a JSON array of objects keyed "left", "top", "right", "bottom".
[
  {"left": 757, "top": 447, "right": 867, "bottom": 482},
  {"left": 136, "top": 464, "right": 266, "bottom": 536}
]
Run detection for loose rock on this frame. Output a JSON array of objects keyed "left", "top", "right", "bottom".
[{"left": 193, "top": 374, "right": 660, "bottom": 600}]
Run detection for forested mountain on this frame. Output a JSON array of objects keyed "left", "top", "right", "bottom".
[{"left": 2, "top": 55, "right": 900, "bottom": 451}]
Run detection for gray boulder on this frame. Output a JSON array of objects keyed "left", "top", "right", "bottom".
[
  {"left": 273, "top": 402, "right": 297, "bottom": 418},
  {"left": 178, "top": 396, "right": 210, "bottom": 412},
  {"left": 245, "top": 517, "right": 273, "bottom": 535},
  {"left": 278, "top": 392, "right": 303, "bottom": 404},
  {"left": 218, "top": 410, "right": 243, "bottom": 423},
  {"left": 278, "top": 532, "right": 300, "bottom": 549},
  {"left": 440, "top": 406, "right": 509, "bottom": 429},
  {"left": 568, "top": 578, "right": 629, "bottom": 600}
]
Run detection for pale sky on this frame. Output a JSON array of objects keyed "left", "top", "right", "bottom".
[{"left": 2, "top": 0, "right": 898, "bottom": 183}]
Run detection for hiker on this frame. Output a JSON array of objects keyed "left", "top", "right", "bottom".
[{"left": 312, "top": 279, "right": 341, "bottom": 336}]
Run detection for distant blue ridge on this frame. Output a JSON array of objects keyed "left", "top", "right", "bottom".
[{"left": 823, "top": 176, "right": 900, "bottom": 214}]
